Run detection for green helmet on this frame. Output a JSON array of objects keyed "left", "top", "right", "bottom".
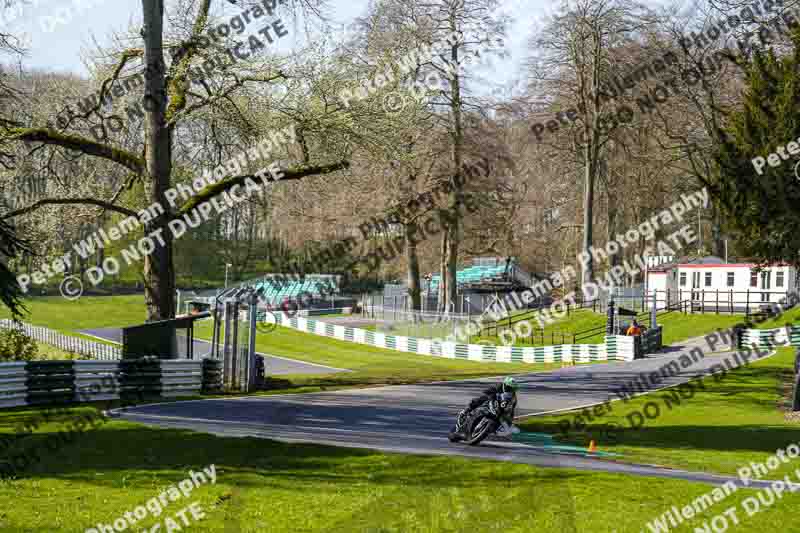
[{"left": 503, "top": 376, "right": 519, "bottom": 392}]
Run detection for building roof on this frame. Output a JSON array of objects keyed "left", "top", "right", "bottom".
[
  {"left": 647, "top": 261, "right": 676, "bottom": 272},
  {"left": 684, "top": 256, "right": 725, "bottom": 264}
]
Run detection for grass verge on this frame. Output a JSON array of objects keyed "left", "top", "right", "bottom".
[
  {"left": 521, "top": 346, "right": 800, "bottom": 478},
  {"left": 192, "top": 321, "right": 561, "bottom": 392}
]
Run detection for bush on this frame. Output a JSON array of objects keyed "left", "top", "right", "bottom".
[{"left": 0, "top": 327, "right": 38, "bottom": 361}]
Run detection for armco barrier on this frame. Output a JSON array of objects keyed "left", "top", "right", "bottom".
[
  {"left": 606, "top": 335, "right": 635, "bottom": 361},
  {"left": 644, "top": 326, "right": 663, "bottom": 352},
  {"left": 265, "top": 312, "right": 635, "bottom": 363},
  {"left": 0, "top": 359, "right": 220, "bottom": 408},
  {"left": 202, "top": 358, "right": 223, "bottom": 393},
  {"left": 0, "top": 362, "right": 26, "bottom": 409},
  {"left": 739, "top": 325, "right": 800, "bottom": 348}
]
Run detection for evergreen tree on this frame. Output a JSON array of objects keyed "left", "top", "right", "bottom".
[
  {"left": 0, "top": 220, "right": 28, "bottom": 318},
  {"left": 712, "top": 30, "right": 800, "bottom": 265}
]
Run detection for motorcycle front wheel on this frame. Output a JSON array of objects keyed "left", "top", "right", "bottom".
[{"left": 465, "top": 415, "right": 498, "bottom": 445}]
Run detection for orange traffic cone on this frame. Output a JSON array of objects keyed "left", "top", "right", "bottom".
[{"left": 588, "top": 440, "right": 597, "bottom": 452}]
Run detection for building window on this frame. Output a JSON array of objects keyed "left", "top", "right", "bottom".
[
  {"left": 777, "top": 271, "right": 785, "bottom": 288},
  {"left": 705, "top": 272, "right": 712, "bottom": 287},
  {"left": 750, "top": 272, "right": 758, "bottom": 287},
  {"left": 727, "top": 272, "right": 734, "bottom": 287},
  {"left": 680, "top": 273, "right": 687, "bottom": 287}
]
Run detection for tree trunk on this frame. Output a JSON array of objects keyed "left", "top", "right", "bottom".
[
  {"left": 439, "top": 18, "right": 464, "bottom": 315},
  {"left": 581, "top": 142, "right": 595, "bottom": 288},
  {"left": 438, "top": 228, "right": 449, "bottom": 312},
  {"left": 793, "top": 370, "right": 800, "bottom": 412},
  {"left": 142, "top": 0, "right": 175, "bottom": 321},
  {"left": 712, "top": 204, "right": 725, "bottom": 258},
  {"left": 405, "top": 222, "right": 421, "bottom": 313},
  {"left": 444, "top": 220, "right": 459, "bottom": 313}
]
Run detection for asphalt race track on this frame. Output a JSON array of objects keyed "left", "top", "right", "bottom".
[
  {"left": 112, "top": 334, "right": 780, "bottom": 488},
  {"left": 79, "top": 327, "right": 348, "bottom": 375}
]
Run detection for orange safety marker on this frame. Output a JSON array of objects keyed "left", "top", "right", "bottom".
[{"left": 588, "top": 440, "right": 597, "bottom": 452}]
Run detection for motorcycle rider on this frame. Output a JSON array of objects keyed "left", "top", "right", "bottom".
[{"left": 452, "top": 376, "right": 520, "bottom": 439}]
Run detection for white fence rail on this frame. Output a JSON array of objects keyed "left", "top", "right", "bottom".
[{"left": 0, "top": 320, "right": 121, "bottom": 361}]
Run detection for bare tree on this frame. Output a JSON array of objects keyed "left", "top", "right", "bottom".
[
  {"left": 530, "top": 0, "right": 653, "bottom": 289},
  {"left": 0, "top": 0, "right": 350, "bottom": 320}
]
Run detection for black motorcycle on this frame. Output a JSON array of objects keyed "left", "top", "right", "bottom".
[{"left": 449, "top": 391, "right": 516, "bottom": 445}]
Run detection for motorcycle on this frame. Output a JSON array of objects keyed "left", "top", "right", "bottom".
[{"left": 448, "top": 391, "right": 517, "bottom": 445}]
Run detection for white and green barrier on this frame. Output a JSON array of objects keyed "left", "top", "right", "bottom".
[
  {"left": 266, "top": 313, "right": 636, "bottom": 363},
  {"left": 739, "top": 326, "right": 800, "bottom": 348}
]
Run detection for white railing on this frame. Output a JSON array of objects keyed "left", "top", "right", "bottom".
[{"left": 0, "top": 320, "right": 121, "bottom": 361}]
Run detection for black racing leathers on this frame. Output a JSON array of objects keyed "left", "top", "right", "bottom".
[{"left": 466, "top": 384, "right": 517, "bottom": 424}]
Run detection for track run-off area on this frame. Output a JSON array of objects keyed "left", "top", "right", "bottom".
[
  {"left": 111, "top": 334, "right": 779, "bottom": 489},
  {"left": 79, "top": 327, "right": 350, "bottom": 375}
]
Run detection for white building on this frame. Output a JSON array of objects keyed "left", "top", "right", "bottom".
[{"left": 645, "top": 256, "right": 798, "bottom": 311}]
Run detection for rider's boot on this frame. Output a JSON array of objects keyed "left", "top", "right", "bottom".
[
  {"left": 454, "top": 408, "right": 470, "bottom": 434},
  {"left": 449, "top": 408, "right": 471, "bottom": 442}
]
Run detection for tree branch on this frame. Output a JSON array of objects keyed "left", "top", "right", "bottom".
[
  {"left": 176, "top": 160, "right": 351, "bottom": 216},
  {"left": 60, "top": 48, "right": 144, "bottom": 129},
  {"left": 2, "top": 198, "right": 139, "bottom": 220},
  {"left": 167, "top": 72, "right": 287, "bottom": 126},
  {"left": 165, "top": 0, "right": 212, "bottom": 122},
  {"left": 4, "top": 128, "right": 146, "bottom": 175}
]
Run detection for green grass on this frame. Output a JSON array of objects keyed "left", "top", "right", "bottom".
[
  {"left": 0, "top": 295, "right": 147, "bottom": 334},
  {"left": 657, "top": 312, "right": 744, "bottom": 345},
  {"left": 1, "top": 404, "right": 799, "bottom": 532},
  {"left": 3, "top": 296, "right": 565, "bottom": 389},
  {"left": 192, "top": 321, "right": 561, "bottom": 391},
  {"left": 521, "top": 346, "right": 800, "bottom": 477},
  {"left": 754, "top": 305, "right": 800, "bottom": 329},
  {"left": 31, "top": 342, "right": 81, "bottom": 360},
  {"left": 3, "top": 299, "right": 800, "bottom": 530},
  {"left": 474, "top": 308, "right": 744, "bottom": 347},
  {"left": 1, "top": 296, "right": 747, "bottom": 394},
  {"left": 470, "top": 308, "right": 603, "bottom": 345}
]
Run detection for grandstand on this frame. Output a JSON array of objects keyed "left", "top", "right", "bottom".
[
  {"left": 426, "top": 257, "right": 532, "bottom": 295},
  {"left": 180, "top": 273, "right": 345, "bottom": 315},
  {"left": 254, "top": 274, "right": 341, "bottom": 305}
]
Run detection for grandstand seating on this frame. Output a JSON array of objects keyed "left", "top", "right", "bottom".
[
  {"left": 249, "top": 275, "right": 340, "bottom": 305},
  {"left": 427, "top": 264, "right": 510, "bottom": 293}
]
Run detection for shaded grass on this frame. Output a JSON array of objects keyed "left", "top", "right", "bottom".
[{"left": 521, "top": 346, "right": 800, "bottom": 477}]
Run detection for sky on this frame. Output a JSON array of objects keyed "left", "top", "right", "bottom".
[{"left": 1, "top": 0, "right": 546, "bottom": 95}]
